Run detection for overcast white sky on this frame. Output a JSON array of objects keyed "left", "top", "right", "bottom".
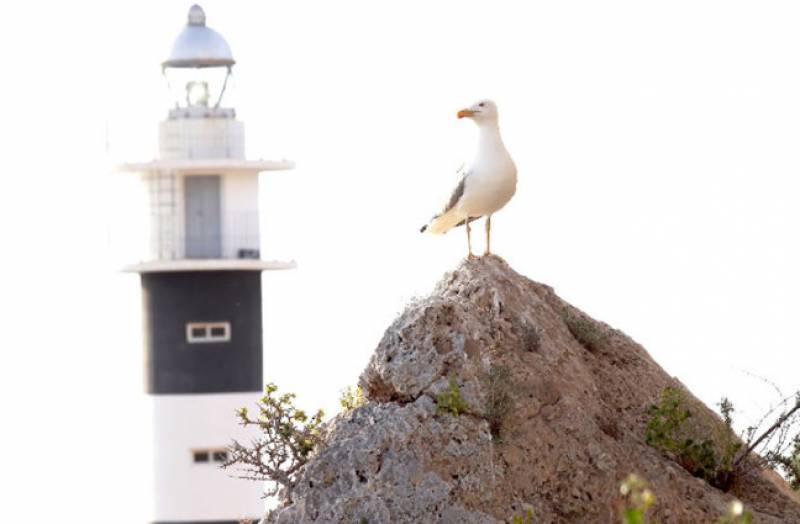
[{"left": 3, "top": 1, "right": 800, "bottom": 522}]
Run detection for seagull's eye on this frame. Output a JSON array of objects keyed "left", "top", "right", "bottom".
[{"left": 478, "top": 102, "right": 485, "bottom": 107}]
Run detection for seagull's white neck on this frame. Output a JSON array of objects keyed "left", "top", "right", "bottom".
[{"left": 476, "top": 120, "right": 505, "bottom": 154}]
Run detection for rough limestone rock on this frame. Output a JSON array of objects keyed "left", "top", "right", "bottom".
[{"left": 266, "top": 256, "right": 800, "bottom": 523}]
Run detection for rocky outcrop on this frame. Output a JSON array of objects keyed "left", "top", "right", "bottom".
[{"left": 266, "top": 256, "right": 800, "bottom": 523}]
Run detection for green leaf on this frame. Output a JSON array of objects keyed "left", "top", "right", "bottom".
[{"left": 623, "top": 507, "right": 644, "bottom": 524}]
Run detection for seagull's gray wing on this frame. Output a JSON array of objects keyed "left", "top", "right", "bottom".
[
  {"left": 445, "top": 173, "right": 480, "bottom": 228},
  {"left": 444, "top": 172, "right": 468, "bottom": 214},
  {"left": 420, "top": 168, "right": 472, "bottom": 233},
  {"left": 451, "top": 166, "right": 484, "bottom": 228}
]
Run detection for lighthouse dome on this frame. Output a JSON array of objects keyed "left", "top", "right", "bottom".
[{"left": 163, "top": 5, "right": 234, "bottom": 68}]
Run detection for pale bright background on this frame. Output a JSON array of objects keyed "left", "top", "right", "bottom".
[{"left": 3, "top": 1, "right": 800, "bottom": 522}]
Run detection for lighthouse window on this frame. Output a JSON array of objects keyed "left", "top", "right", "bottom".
[
  {"left": 192, "top": 448, "right": 229, "bottom": 465},
  {"left": 186, "top": 321, "right": 231, "bottom": 343}
]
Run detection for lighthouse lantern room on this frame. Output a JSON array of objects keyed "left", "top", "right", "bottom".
[{"left": 117, "top": 5, "right": 293, "bottom": 523}]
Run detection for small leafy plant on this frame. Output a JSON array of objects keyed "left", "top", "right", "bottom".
[
  {"left": 339, "top": 384, "right": 365, "bottom": 411},
  {"left": 510, "top": 508, "right": 535, "bottom": 524},
  {"left": 646, "top": 387, "right": 728, "bottom": 488},
  {"left": 562, "top": 309, "right": 607, "bottom": 351},
  {"left": 619, "top": 473, "right": 656, "bottom": 524},
  {"left": 786, "top": 436, "right": 799, "bottom": 489},
  {"left": 224, "top": 383, "right": 324, "bottom": 499},
  {"left": 716, "top": 500, "right": 753, "bottom": 524},
  {"left": 437, "top": 376, "right": 469, "bottom": 416},
  {"left": 646, "top": 387, "right": 800, "bottom": 492},
  {"left": 617, "top": 474, "right": 757, "bottom": 524},
  {"left": 480, "top": 364, "right": 513, "bottom": 441},
  {"left": 716, "top": 397, "right": 743, "bottom": 478},
  {"left": 771, "top": 433, "right": 799, "bottom": 490}
]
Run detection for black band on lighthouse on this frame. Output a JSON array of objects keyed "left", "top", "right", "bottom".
[{"left": 141, "top": 270, "right": 263, "bottom": 394}]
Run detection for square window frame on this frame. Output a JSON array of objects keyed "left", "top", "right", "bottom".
[
  {"left": 191, "top": 447, "right": 230, "bottom": 465},
  {"left": 192, "top": 450, "right": 210, "bottom": 463},
  {"left": 186, "top": 321, "right": 231, "bottom": 343}
]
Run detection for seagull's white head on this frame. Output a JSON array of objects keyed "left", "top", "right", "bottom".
[{"left": 457, "top": 99, "right": 499, "bottom": 125}]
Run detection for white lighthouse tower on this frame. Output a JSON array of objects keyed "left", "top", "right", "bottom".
[{"left": 117, "top": 5, "right": 293, "bottom": 523}]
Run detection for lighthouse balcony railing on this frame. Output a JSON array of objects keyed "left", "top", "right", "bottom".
[
  {"left": 142, "top": 209, "right": 263, "bottom": 262},
  {"left": 145, "top": 233, "right": 262, "bottom": 262}
]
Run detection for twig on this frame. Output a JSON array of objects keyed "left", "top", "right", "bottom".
[{"left": 734, "top": 397, "right": 800, "bottom": 469}]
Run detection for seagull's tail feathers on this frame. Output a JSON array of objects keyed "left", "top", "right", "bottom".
[{"left": 420, "top": 208, "right": 464, "bottom": 235}]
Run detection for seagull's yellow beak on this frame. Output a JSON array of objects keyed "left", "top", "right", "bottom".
[{"left": 457, "top": 108, "right": 475, "bottom": 119}]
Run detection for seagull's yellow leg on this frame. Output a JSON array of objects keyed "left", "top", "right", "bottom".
[
  {"left": 466, "top": 219, "right": 475, "bottom": 260},
  {"left": 484, "top": 215, "right": 492, "bottom": 256}
]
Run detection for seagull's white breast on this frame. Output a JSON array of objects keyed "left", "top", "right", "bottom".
[{"left": 458, "top": 132, "right": 517, "bottom": 218}]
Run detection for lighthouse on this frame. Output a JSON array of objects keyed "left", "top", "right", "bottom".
[{"left": 117, "top": 5, "right": 293, "bottom": 523}]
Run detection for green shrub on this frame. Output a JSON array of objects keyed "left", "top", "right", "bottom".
[
  {"left": 715, "top": 398, "right": 742, "bottom": 481},
  {"left": 480, "top": 364, "right": 513, "bottom": 441},
  {"left": 562, "top": 309, "right": 606, "bottom": 351},
  {"left": 510, "top": 508, "right": 535, "bottom": 524},
  {"left": 773, "top": 435, "right": 799, "bottom": 490},
  {"left": 789, "top": 438, "right": 799, "bottom": 489},
  {"left": 225, "top": 383, "right": 325, "bottom": 498},
  {"left": 647, "top": 387, "right": 800, "bottom": 493},
  {"left": 340, "top": 384, "right": 365, "bottom": 411},
  {"left": 437, "top": 376, "right": 469, "bottom": 416},
  {"left": 645, "top": 388, "right": 735, "bottom": 489}
]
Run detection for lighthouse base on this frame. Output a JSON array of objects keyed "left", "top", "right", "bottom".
[{"left": 151, "top": 392, "right": 264, "bottom": 523}]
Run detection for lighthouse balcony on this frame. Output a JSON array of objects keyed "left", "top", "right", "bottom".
[
  {"left": 121, "top": 210, "right": 296, "bottom": 273},
  {"left": 149, "top": 231, "right": 262, "bottom": 261},
  {"left": 110, "top": 166, "right": 296, "bottom": 273}
]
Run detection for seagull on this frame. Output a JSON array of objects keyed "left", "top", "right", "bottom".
[{"left": 420, "top": 99, "right": 517, "bottom": 259}]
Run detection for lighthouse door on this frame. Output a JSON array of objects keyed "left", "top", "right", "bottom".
[{"left": 184, "top": 175, "right": 222, "bottom": 259}]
